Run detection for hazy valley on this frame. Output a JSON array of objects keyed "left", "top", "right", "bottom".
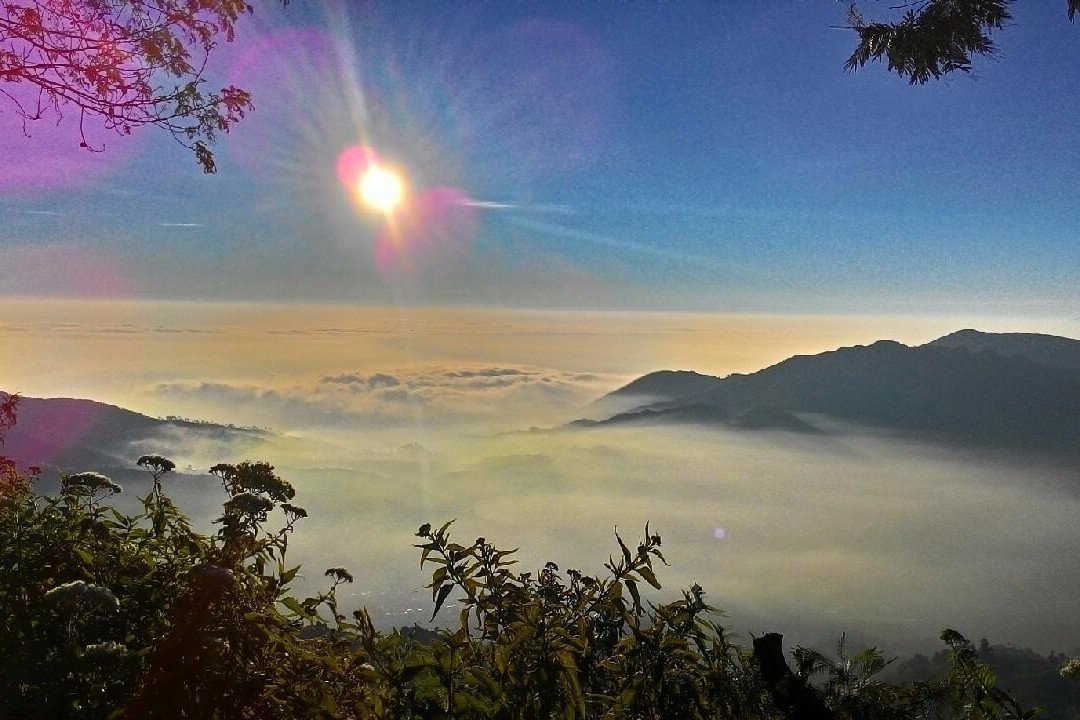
[{"left": 6, "top": 327, "right": 1079, "bottom": 657}]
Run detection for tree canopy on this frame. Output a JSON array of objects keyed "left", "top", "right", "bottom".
[
  {"left": 845, "top": 0, "right": 1080, "bottom": 84},
  {"left": 0, "top": 0, "right": 271, "bottom": 172}
]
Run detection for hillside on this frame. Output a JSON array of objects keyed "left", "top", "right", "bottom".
[
  {"left": 604, "top": 370, "right": 723, "bottom": 402},
  {"left": 888, "top": 641, "right": 1080, "bottom": 720},
  {"left": 0, "top": 392, "right": 266, "bottom": 481},
  {"left": 926, "top": 329, "right": 1080, "bottom": 372},
  {"left": 580, "top": 331, "right": 1080, "bottom": 457}
]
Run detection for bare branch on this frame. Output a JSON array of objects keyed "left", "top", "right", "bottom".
[{"left": 0, "top": 0, "right": 259, "bottom": 172}]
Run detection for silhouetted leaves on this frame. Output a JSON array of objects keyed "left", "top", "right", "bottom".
[
  {"left": 0, "top": 0, "right": 271, "bottom": 171},
  {"left": 845, "top": 1, "right": 1077, "bottom": 84}
]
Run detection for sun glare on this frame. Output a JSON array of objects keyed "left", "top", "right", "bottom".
[{"left": 358, "top": 165, "right": 404, "bottom": 213}]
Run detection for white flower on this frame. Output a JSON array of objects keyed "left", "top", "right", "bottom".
[
  {"left": 44, "top": 580, "right": 119, "bottom": 610},
  {"left": 82, "top": 641, "right": 128, "bottom": 661},
  {"left": 65, "top": 472, "right": 122, "bottom": 495}
]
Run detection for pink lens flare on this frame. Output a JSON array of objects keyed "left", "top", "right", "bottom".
[
  {"left": 375, "top": 188, "right": 478, "bottom": 281},
  {"left": 336, "top": 145, "right": 382, "bottom": 188},
  {"left": 1, "top": 397, "right": 106, "bottom": 471},
  {"left": 713, "top": 528, "right": 728, "bottom": 541}
]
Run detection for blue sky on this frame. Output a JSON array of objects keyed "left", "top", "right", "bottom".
[{"left": 2, "top": 1, "right": 1078, "bottom": 315}]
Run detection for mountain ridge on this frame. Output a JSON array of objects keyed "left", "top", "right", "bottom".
[
  {"left": 0, "top": 392, "right": 267, "bottom": 479},
  {"left": 925, "top": 328, "right": 1080, "bottom": 371},
  {"left": 578, "top": 330, "right": 1080, "bottom": 457}
]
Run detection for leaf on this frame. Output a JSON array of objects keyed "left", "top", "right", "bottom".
[
  {"left": 495, "top": 644, "right": 510, "bottom": 674},
  {"left": 415, "top": 541, "right": 439, "bottom": 566},
  {"left": 399, "top": 663, "right": 428, "bottom": 682},
  {"left": 431, "top": 584, "right": 453, "bottom": 620},
  {"left": 558, "top": 651, "right": 586, "bottom": 719},
  {"left": 281, "top": 596, "right": 308, "bottom": 618},
  {"left": 615, "top": 528, "right": 632, "bottom": 566},
  {"left": 454, "top": 692, "right": 493, "bottom": 714},
  {"left": 637, "top": 565, "right": 662, "bottom": 590},
  {"left": 625, "top": 576, "right": 641, "bottom": 609},
  {"left": 280, "top": 565, "right": 300, "bottom": 584},
  {"left": 609, "top": 580, "right": 623, "bottom": 601}
]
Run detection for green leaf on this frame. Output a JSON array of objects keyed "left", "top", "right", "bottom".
[
  {"left": 431, "top": 565, "right": 448, "bottom": 593},
  {"left": 616, "top": 529, "right": 632, "bottom": 566},
  {"left": 399, "top": 663, "right": 428, "bottom": 682},
  {"left": 281, "top": 596, "right": 307, "bottom": 617},
  {"left": 431, "top": 584, "right": 453, "bottom": 620},
  {"left": 638, "top": 565, "right": 662, "bottom": 590},
  {"left": 625, "top": 576, "right": 641, "bottom": 609}
]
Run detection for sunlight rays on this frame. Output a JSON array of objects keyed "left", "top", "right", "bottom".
[{"left": 358, "top": 166, "right": 404, "bottom": 214}]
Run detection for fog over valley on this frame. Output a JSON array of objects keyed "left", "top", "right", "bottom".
[
  {"left": 4, "top": 300, "right": 1079, "bottom": 656},
  {"left": 6, "top": 3, "right": 1080, "bottom": 714}
]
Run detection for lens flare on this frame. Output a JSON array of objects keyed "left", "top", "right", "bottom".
[
  {"left": 375, "top": 188, "right": 477, "bottom": 280},
  {"left": 336, "top": 145, "right": 379, "bottom": 187},
  {"left": 335, "top": 146, "right": 477, "bottom": 280},
  {"left": 358, "top": 165, "right": 404, "bottom": 213}
]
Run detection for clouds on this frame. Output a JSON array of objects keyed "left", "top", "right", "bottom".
[
  {"left": 321, "top": 372, "right": 401, "bottom": 389},
  {"left": 317, "top": 365, "right": 604, "bottom": 409},
  {"left": 150, "top": 364, "right": 613, "bottom": 433},
  {"left": 153, "top": 381, "right": 377, "bottom": 429},
  {"left": 6, "top": 297, "right": 1080, "bottom": 653},
  {"left": 346, "top": 366, "right": 604, "bottom": 418},
  {"left": 202, "top": 419, "right": 1080, "bottom": 654}
]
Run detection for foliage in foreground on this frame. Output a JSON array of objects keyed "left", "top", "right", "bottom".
[
  {"left": 891, "top": 641, "right": 1080, "bottom": 720},
  {"left": 845, "top": 0, "right": 1080, "bottom": 85},
  {"left": 0, "top": 450, "right": 1075, "bottom": 720},
  {"left": 0, "top": 0, "right": 267, "bottom": 172}
]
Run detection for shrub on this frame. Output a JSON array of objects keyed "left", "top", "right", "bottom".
[{"left": 0, "top": 455, "right": 1039, "bottom": 719}]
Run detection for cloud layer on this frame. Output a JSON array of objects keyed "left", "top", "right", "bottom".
[
  {"left": 151, "top": 364, "right": 610, "bottom": 432},
  {"left": 188, "top": 422, "right": 1080, "bottom": 656}
]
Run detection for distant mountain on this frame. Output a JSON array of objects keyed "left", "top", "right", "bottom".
[
  {"left": 605, "top": 370, "right": 723, "bottom": 402},
  {"left": 579, "top": 330, "right": 1080, "bottom": 457},
  {"left": 585, "top": 369, "right": 726, "bottom": 420},
  {"left": 728, "top": 405, "right": 822, "bottom": 434},
  {"left": 887, "top": 641, "right": 1080, "bottom": 720},
  {"left": 571, "top": 403, "right": 821, "bottom": 434},
  {"left": 570, "top": 403, "right": 729, "bottom": 428},
  {"left": 926, "top": 329, "right": 1080, "bottom": 372},
  {"left": 0, "top": 393, "right": 266, "bottom": 482}
]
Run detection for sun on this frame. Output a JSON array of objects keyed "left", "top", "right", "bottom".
[{"left": 358, "top": 165, "right": 404, "bottom": 213}]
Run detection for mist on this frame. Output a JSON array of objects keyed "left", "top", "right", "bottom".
[
  {"left": 6, "top": 300, "right": 1079, "bottom": 656},
  {"left": 138, "top": 414, "right": 1080, "bottom": 657}
]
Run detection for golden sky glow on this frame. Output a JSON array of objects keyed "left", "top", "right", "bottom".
[{"left": 2, "top": 298, "right": 1074, "bottom": 420}]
